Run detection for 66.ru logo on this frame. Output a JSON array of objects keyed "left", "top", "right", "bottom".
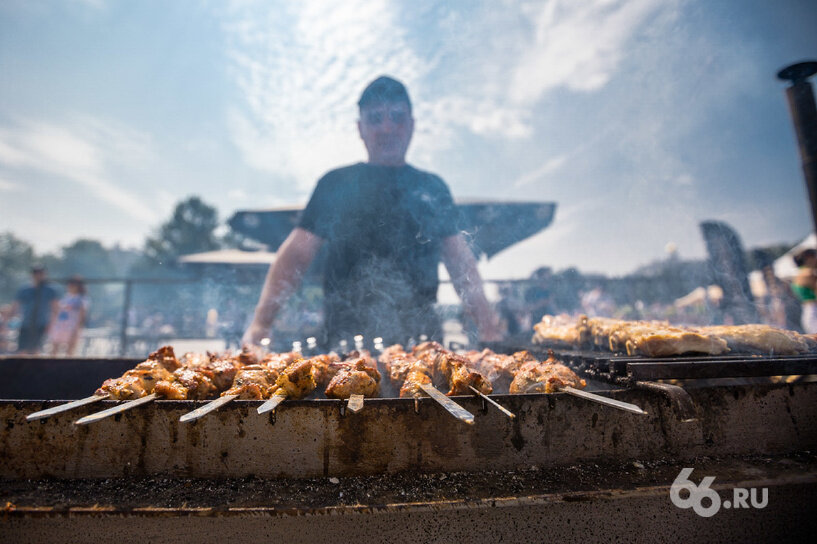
[{"left": 670, "top": 468, "right": 768, "bottom": 517}]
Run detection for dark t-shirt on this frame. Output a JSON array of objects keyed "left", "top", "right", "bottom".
[
  {"left": 15, "top": 283, "right": 59, "bottom": 328},
  {"left": 299, "top": 162, "right": 459, "bottom": 346}
]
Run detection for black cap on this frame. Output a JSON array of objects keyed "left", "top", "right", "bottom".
[{"left": 358, "top": 76, "right": 412, "bottom": 111}]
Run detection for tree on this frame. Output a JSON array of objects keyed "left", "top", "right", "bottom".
[
  {"left": 142, "top": 196, "right": 222, "bottom": 266},
  {"left": 0, "top": 232, "right": 35, "bottom": 303},
  {"left": 50, "top": 239, "right": 117, "bottom": 280},
  {"left": 129, "top": 197, "right": 224, "bottom": 336}
]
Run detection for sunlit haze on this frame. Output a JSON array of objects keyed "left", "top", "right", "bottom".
[{"left": 1, "top": 0, "right": 815, "bottom": 277}]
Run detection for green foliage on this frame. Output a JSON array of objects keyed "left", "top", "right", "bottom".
[
  {"left": 142, "top": 196, "right": 221, "bottom": 267},
  {"left": 0, "top": 232, "right": 35, "bottom": 302}
]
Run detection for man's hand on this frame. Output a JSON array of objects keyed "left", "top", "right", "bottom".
[
  {"left": 477, "top": 314, "right": 504, "bottom": 342},
  {"left": 441, "top": 234, "right": 505, "bottom": 343},
  {"left": 241, "top": 321, "right": 272, "bottom": 349},
  {"left": 242, "top": 228, "right": 324, "bottom": 349}
]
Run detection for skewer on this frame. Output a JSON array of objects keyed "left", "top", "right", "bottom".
[
  {"left": 179, "top": 394, "right": 239, "bottom": 423},
  {"left": 26, "top": 394, "right": 110, "bottom": 421},
  {"left": 347, "top": 393, "right": 365, "bottom": 413},
  {"left": 257, "top": 393, "right": 287, "bottom": 414},
  {"left": 560, "top": 386, "right": 649, "bottom": 416},
  {"left": 74, "top": 393, "right": 159, "bottom": 426},
  {"left": 419, "top": 383, "right": 474, "bottom": 425},
  {"left": 467, "top": 386, "right": 515, "bottom": 419}
]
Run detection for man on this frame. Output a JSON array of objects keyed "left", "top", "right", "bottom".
[
  {"left": 243, "top": 76, "right": 501, "bottom": 349},
  {"left": 11, "top": 264, "right": 60, "bottom": 354}
]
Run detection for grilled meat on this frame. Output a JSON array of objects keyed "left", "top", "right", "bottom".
[
  {"left": 308, "top": 353, "right": 342, "bottom": 388},
  {"left": 509, "top": 350, "right": 586, "bottom": 394},
  {"left": 222, "top": 364, "right": 282, "bottom": 400},
  {"left": 96, "top": 347, "right": 181, "bottom": 400},
  {"left": 399, "top": 365, "right": 433, "bottom": 398},
  {"left": 325, "top": 357, "right": 381, "bottom": 399},
  {"left": 154, "top": 366, "right": 217, "bottom": 400},
  {"left": 269, "top": 358, "right": 316, "bottom": 400}
]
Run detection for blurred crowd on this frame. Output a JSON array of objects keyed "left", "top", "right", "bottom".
[{"left": 3, "top": 248, "right": 816, "bottom": 357}]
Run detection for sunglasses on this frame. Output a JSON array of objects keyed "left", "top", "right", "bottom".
[{"left": 362, "top": 108, "right": 411, "bottom": 126}]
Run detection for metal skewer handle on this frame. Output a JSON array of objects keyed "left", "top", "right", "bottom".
[
  {"left": 257, "top": 394, "right": 287, "bottom": 415},
  {"left": 561, "top": 386, "right": 648, "bottom": 416},
  {"left": 419, "top": 383, "right": 474, "bottom": 425},
  {"left": 179, "top": 394, "right": 239, "bottom": 424},
  {"left": 74, "top": 393, "right": 159, "bottom": 426},
  {"left": 468, "top": 386, "right": 515, "bottom": 418},
  {"left": 347, "top": 394, "right": 365, "bottom": 413},
  {"left": 27, "top": 394, "right": 110, "bottom": 421}
]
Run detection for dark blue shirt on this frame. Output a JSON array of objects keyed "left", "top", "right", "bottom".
[
  {"left": 15, "top": 283, "right": 59, "bottom": 328},
  {"left": 299, "top": 162, "right": 460, "bottom": 345}
]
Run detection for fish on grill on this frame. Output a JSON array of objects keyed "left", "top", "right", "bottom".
[
  {"left": 533, "top": 314, "right": 815, "bottom": 357},
  {"left": 697, "top": 324, "right": 810, "bottom": 355}
]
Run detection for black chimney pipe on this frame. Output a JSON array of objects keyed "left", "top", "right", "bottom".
[{"left": 778, "top": 61, "right": 817, "bottom": 236}]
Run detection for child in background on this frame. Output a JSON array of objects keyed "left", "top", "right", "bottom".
[{"left": 47, "top": 276, "right": 89, "bottom": 356}]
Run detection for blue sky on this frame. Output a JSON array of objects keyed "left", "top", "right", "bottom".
[{"left": 1, "top": 0, "right": 816, "bottom": 278}]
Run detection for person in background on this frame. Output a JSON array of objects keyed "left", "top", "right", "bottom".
[
  {"left": 47, "top": 276, "right": 89, "bottom": 356},
  {"left": 0, "top": 304, "right": 13, "bottom": 353},
  {"left": 759, "top": 264, "right": 802, "bottom": 332},
  {"left": 243, "top": 75, "right": 501, "bottom": 350},
  {"left": 11, "top": 264, "right": 60, "bottom": 354},
  {"left": 525, "top": 267, "right": 554, "bottom": 326},
  {"left": 791, "top": 248, "right": 817, "bottom": 333}
]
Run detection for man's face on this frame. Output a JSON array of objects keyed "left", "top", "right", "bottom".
[{"left": 358, "top": 101, "right": 414, "bottom": 166}]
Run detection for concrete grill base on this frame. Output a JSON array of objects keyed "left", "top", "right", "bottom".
[
  {"left": 3, "top": 455, "right": 817, "bottom": 544},
  {"left": 2, "top": 382, "right": 816, "bottom": 479}
]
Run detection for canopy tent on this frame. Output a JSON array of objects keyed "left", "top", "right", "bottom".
[
  {"left": 177, "top": 248, "right": 277, "bottom": 266},
  {"left": 227, "top": 200, "right": 557, "bottom": 260},
  {"left": 679, "top": 233, "right": 815, "bottom": 306},
  {"left": 772, "top": 233, "right": 816, "bottom": 280}
]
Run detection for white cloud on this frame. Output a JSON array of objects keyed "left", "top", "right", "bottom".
[
  {"left": 0, "top": 176, "right": 21, "bottom": 192},
  {"left": 221, "top": 0, "right": 427, "bottom": 190},
  {"left": 218, "top": 0, "right": 677, "bottom": 190},
  {"left": 72, "top": 0, "right": 106, "bottom": 8},
  {"left": 0, "top": 117, "right": 158, "bottom": 222},
  {"left": 509, "top": 0, "right": 668, "bottom": 103},
  {"left": 514, "top": 155, "right": 568, "bottom": 188}
]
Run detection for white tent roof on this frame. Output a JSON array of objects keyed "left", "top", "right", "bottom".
[
  {"left": 773, "top": 233, "right": 816, "bottom": 280},
  {"left": 178, "top": 249, "right": 276, "bottom": 265}
]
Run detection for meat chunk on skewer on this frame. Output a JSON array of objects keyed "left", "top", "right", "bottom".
[
  {"left": 378, "top": 344, "right": 406, "bottom": 364},
  {"left": 435, "top": 351, "right": 492, "bottom": 396},
  {"left": 399, "top": 365, "right": 433, "bottom": 398},
  {"left": 96, "top": 347, "right": 181, "bottom": 400},
  {"left": 307, "top": 353, "right": 342, "bottom": 388},
  {"left": 447, "top": 363, "right": 493, "bottom": 396},
  {"left": 269, "top": 358, "right": 316, "bottom": 400},
  {"left": 383, "top": 354, "right": 423, "bottom": 386},
  {"left": 381, "top": 342, "right": 494, "bottom": 398},
  {"left": 325, "top": 358, "right": 381, "bottom": 399},
  {"left": 509, "top": 351, "right": 586, "bottom": 394},
  {"left": 154, "top": 366, "right": 218, "bottom": 400},
  {"left": 222, "top": 364, "right": 282, "bottom": 400}
]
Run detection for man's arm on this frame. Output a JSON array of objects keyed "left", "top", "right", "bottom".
[
  {"left": 242, "top": 228, "right": 324, "bottom": 346},
  {"left": 441, "top": 234, "right": 502, "bottom": 341}
]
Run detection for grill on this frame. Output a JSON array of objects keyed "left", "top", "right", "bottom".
[{"left": 3, "top": 348, "right": 817, "bottom": 543}]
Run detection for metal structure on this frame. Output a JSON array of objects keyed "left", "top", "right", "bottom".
[
  {"left": 227, "top": 200, "right": 557, "bottom": 259},
  {"left": 779, "top": 60, "right": 817, "bottom": 236},
  {"left": 2, "top": 347, "right": 817, "bottom": 542}
]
